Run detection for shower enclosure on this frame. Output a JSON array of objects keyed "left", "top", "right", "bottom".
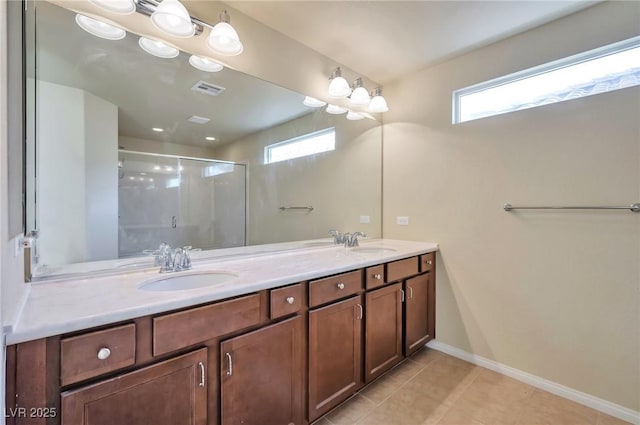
[{"left": 118, "top": 151, "right": 246, "bottom": 258}]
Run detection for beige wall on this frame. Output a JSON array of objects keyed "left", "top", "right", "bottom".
[
  {"left": 383, "top": 1, "right": 640, "bottom": 411},
  {"left": 214, "top": 111, "right": 382, "bottom": 245}
]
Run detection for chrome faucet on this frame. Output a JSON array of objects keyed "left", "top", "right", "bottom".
[
  {"left": 344, "top": 232, "right": 366, "bottom": 247},
  {"left": 328, "top": 229, "right": 344, "bottom": 245},
  {"left": 157, "top": 244, "right": 193, "bottom": 273}
]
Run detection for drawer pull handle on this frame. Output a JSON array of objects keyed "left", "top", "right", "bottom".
[
  {"left": 198, "top": 361, "right": 206, "bottom": 387},
  {"left": 337, "top": 283, "right": 345, "bottom": 290},
  {"left": 400, "top": 289, "right": 405, "bottom": 303},
  {"left": 286, "top": 296, "right": 295, "bottom": 304},
  {"left": 409, "top": 287, "right": 414, "bottom": 300},
  {"left": 356, "top": 304, "right": 363, "bottom": 320},
  {"left": 225, "top": 352, "right": 233, "bottom": 377},
  {"left": 373, "top": 273, "right": 381, "bottom": 280},
  {"left": 97, "top": 347, "right": 111, "bottom": 360}
]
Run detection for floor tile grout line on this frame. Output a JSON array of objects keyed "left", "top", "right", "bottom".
[{"left": 430, "top": 364, "right": 485, "bottom": 424}]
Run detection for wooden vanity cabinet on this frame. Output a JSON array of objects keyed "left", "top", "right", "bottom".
[
  {"left": 404, "top": 273, "right": 432, "bottom": 356},
  {"left": 308, "top": 295, "right": 364, "bottom": 422},
  {"left": 220, "top": 316, "right": 304, "bottom": 425},
  {"left": 61, "top": 348, "right": 208, "bottom": 425},
  {"left": 364, "top": 283, "right": 404, "bottom": 383}
]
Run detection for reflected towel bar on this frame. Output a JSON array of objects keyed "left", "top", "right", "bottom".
[
  {"left": 504, "top": 203, "right": 640, "bottom": 213},
  {"left": 279, "top": 206, "right": 314, "bottom": 212}
]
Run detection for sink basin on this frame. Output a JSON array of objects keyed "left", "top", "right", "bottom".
[
  {"left": 351, "top": 247, "right": 397, "bottom": 254},
  {"left": 138, "top": 271, "right": 238, "bottom": 291}
]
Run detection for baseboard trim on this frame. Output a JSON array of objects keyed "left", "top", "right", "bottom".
[{"left": 427, "top": 340, "right": 640, "bottom": 425}]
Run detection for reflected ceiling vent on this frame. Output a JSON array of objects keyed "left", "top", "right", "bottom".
[
  {"left": 191, "top": 81, "right": 225, "bottom": 96},
  {"left": 187, "top": 115, "right": 210, "bottom": 124}
]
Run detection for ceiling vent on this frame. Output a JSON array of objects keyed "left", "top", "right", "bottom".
[
  {"left": 187, "top": 115, "right": 210, "bottom": 124},
  {"left": 191, "top": 81, "right": 225, "bottom": 96}
]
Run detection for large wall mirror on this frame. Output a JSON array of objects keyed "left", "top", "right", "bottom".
[{"left": 25, "top": 1, "right": 382, "bottom": 278}]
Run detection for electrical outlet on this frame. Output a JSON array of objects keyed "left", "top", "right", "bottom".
[
  {"left": 397, "top": 216, "right": 409, "bottom": 225},
  {"left": 359, "top": 215, "right": 370, "bottom": 224}
]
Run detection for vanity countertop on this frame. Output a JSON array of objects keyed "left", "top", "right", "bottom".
[{"left": 6, "top": 239, "right": 437, "bottom": 345}]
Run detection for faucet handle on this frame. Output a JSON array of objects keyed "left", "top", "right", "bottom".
[
  {"left": 329, "top": 229, "right": 343, "bottom": 244},
  {"left": 181, "top": 246, "right": 193, "bottom": 270}
]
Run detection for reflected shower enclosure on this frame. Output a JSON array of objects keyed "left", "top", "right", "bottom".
[{"left": 118, "top": 151, "right": 246, "bottom": 258}]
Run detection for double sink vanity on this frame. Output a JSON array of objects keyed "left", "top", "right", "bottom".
[{"left": 5, "top": 239, "right": 437, "bottom": 425}]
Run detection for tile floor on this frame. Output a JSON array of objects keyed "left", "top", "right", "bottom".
[{"left": 316, "top": 348, "right": 630, "bottom": 425}]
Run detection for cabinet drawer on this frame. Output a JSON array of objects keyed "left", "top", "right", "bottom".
[
  {"left": 61, "top": 323, "right": 136, "bottom": 386},
  {"left": 386, "top": 257, "right": 419, "bottom": 282},
  {"left": 365, "top": 265, "right": 385, "bottom": 290},
  {"left": 309, "top": 270, "right": 362, "bottom": 308},
  {"left": 270, "top": 283, "right": 305, "bottom": 319},
  {"left": 153, "top": 293, "right": 261, "bottom": 356},
  {"left": 420, "top": 252, "right": 435, "bottom": 273}
]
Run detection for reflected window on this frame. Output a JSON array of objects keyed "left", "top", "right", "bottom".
[
  {"left": 265, "top": 127, "right": 335, "bottom": 164},
  {"left": 453, "top": 35, "right": 640, "bottom": 124}
]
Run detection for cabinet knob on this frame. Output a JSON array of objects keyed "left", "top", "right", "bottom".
[
  {"left": 425, "top": 259, "right": 433, "bottom": 265},
  {"left": 373, "top": 273, "right": 381, "bottom": 280},
  {"left": 97, "top": 347, "right": 111, "bottom": 360},
  {"left": 286, "top": 296, "right": 295, "bottom": 304},
  {"left": 336, "top": 283, "right": 345, "bottom": 290}
]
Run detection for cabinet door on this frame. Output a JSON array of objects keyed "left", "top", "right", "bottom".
[
  {"left": 61, "top": 348, "right": 207, "bottom": 425},
  {"left": 365, "top": 283, "right": 403, "bottom": 383},
  {"left": 405, "top": 273, "right": 431, "bottom": 356},
  {"left": 308, "top": 295, "right": 363, "bottom": 422},
  {"left": 220, "top": 316, "right": 304, "bottom": 425}
]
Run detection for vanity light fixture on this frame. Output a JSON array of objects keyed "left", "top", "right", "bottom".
[
  {"left": 303, "top": 96, "right": 327, "bottom": 108},
  {"left": 138, "top": 37, "right": 179, "bottom": 58},
  {"left": 75, "top": 14, "right": 126, "bottom": 40},
  {"left": 328, "top": 67, "right": 352, "bottom": 98},
  {"left": 151, "top": 0, "right": 195, "bottom": 38},
  {"left": 369, "top": 87, "right": 389, "bottom": 113},
  {"left": 326, "top": 104, "right": 348, "bottom": 114},
  {"left": 346, "top": 110, "right": 365, "bottom": 121},
  {"left": 189, "top": 55, "right": 223, "bottom": 72},
  {"left": 152, "top": 127, "right": 165, "bottom": 132},
  {"left": 349, "top": 78, "right": 370, "bottom": 105},
  {"left": 88, "top": 0, "right": 135, "bottom": 15},
  {"left": 207, "top": 10, "right": 244, "bottom": 56}
]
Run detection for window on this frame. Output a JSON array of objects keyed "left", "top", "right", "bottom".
[
  {"left": 265, "top": 127, "right": 336, "bottom": 164},
  {"left": 453, "top": 36, "right": 640, "bottom": 124}
]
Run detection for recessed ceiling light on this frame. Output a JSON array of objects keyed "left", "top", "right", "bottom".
[
  {"left": 75, "top": 14, "right": 126, "bottom": 40},
  {"left": 138, "top": 37, "right": 179, "bottom": 59},
  {"left": 205, "top": 136, "right": 216, "bottom": 141},
  {"left": 140, "top": 172, "right": 147, "bottom": 175},
  {"left": 152, "top": 127, "right": 164, "bottom": 132},
  {"left": 153, "top": 165, "right": 161, "bottom": 170}
]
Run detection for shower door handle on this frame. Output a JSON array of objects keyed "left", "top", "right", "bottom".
[{"left": 171, "top": 216, "right": 177, "bottom": 228}]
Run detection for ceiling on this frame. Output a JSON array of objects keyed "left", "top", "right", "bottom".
[{"left": 226, "top": 1, "right": 599, "bottom": 84}]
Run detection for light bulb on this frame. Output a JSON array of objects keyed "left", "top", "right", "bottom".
[
  {"left": 303, "top": 96, "right": 327, "bottom": 108},
  {"left": 75, "top": 14, "right": 126, "bottom": 40},
  {"left": 328, "top": 67, "right": 351, "bottom": 98},
  {"left": 350, "top": 78, "right": 370, "bottom": 105},
  {"left": 189, "top": 55, "right": 223, "bottom": 72},
  {"left": 369, "top": 87, "right": 389, "bottom": 113},
  {"left": 138, "top": 37, "right": 179, "bottom": 59},
  {"left": 151, "top": 0, "right": 195, "bottom": 38},
  {"left": 346, "top": 111, "right": 364, "bottom": 120},
  {"left": 326, "top": 104, "right": 347, "bottom": 114},
  {"left": 207, "top": 11, "right": 243, "bottom": 56}
]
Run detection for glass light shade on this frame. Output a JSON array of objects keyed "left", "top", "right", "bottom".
[
  {"left": 207, "top": 22, "right": 244, "bottom": 56},
  {"left": 151, "top": 0, "right": 195, "bottom": 38},
  {"left": 328, "top": 76, "right": 351, "bottom": 98},
  {"left": 350, "top": 86, "right": 370, "bottom": 105},
  {"left": 326, "top": 104, "right": 347, "bottom": 114},
  {"left": 346, "top": 111, "right": 364, "bottom": 120},
  {"left": 189, "top": 55, "right": 223, "bottom": 72},
  {"left": 303, "top": 96, "right": 327, "bottom": 108},
  {"left": 75, "top": 14, "right": 126, "bottom": 40},
  {"left": 88, "top": 0, "right": 135, "bottom": 14},
  {"left": 369, "top": 95, "right": 389, "bottom": 113},
  {"left": 138, "top": 37, "right": 179, "bottom": 58}
]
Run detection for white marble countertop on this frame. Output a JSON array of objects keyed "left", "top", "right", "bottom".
[{"left": 6, "top": 239, "right": 437, "bottom": 345}]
